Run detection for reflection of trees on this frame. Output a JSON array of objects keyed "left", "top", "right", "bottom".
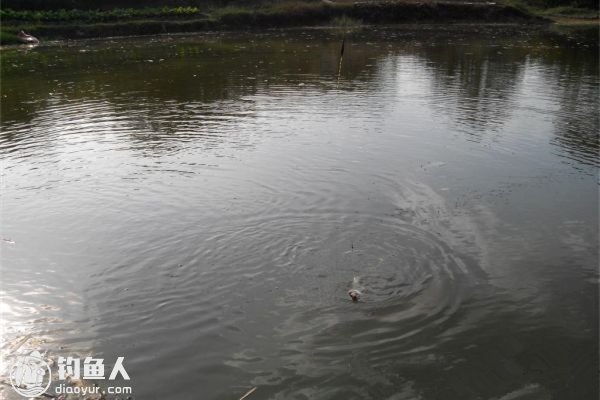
[
  {"left": 1, "top": 33, "right": 382, "bottom": 121},
  {"left": 1, "top": 35, "right": 378, "bottom": 124},
  {"left": 1, "top": 33, "right": 389, "bottom": 159},
  {"left": 409, "top": 28, "right": 598, "bottom": 168},
  {"left": 535, "top": 48, "right": 599, "bottom": 168},
  {"left": 1, "top": 28, "right": 598, "bottom": 166},
  {"left": 418, "top": 39, "right": 526, "bottom": 141},
  {"left": 550, "top": 80, "right": 598, "bottom": 168}
]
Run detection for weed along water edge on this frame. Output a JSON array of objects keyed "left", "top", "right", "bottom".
[{"left": 0, "top": 1, "right": 551, "bottom": 44}]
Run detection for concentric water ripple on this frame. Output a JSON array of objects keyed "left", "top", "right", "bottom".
[{"left": 1, "top": 27, "right": 598, "bottom": 400}]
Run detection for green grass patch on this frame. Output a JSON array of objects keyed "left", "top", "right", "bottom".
[
  {"left": 265, "top": 1, "right": 326, "bottom": 14},
  {"left": 0, "top": 29, "right": 21, "bottom": 45},
  {"left": 330, "top": 14, "right": 362, "bottom": 32},
  {"left": 502, "top": 0, "right": 534, "bottom": 14},
  {"left": 501, "top": 0, "right": 598, "bottom": 19},
  {"left": 209, "top": 5, "right": 253, "bottom": 20},
  {"left": 541, "top": 5, "right": 598, "bottom": 17},
  {"left": 0, "top": 6, "right": 204, "bottom": 23},
  {"left": 208, "top": 2, "right": 339, "bottom": 26}
]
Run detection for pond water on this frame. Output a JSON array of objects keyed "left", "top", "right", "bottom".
[{"left": 1, "top": 26, "right": 598, "bottom": 399}]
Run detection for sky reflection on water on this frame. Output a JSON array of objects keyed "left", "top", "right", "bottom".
[{"left": 1, "top": 26, "right": 598, "bottom": 399}]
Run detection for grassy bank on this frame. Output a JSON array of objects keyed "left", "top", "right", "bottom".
[
  {"left": 0, "top": 6, "right": 205, "bottom": 22},
  {"left": 0, "top": 1, "right": 549, "bottom": 45},
  {"left": 504, "top": 0, "right": 598, "bottom": 24}
]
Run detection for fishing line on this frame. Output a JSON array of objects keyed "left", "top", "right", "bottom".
[{"left": 336, "top": 36, "right": 345, "bottom": 86}]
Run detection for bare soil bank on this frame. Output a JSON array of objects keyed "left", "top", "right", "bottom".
[{"left": 2, "top": 2, "right": 547, "bottom": 44}]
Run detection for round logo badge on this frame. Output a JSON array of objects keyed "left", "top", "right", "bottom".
[{"left": 9, "top": 350, "right": 51, "bottom": 397}]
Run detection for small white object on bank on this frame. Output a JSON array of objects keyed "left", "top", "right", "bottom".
[{"left": 17, "top": 30, "right": 39, "bottom": 45}]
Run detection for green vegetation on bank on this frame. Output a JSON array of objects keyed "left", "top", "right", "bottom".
[
  {"left": 505, "top": 0, "right": 598, "bottom": 18},
  {"left": 510, "top": 0, "right": 597, "bottom": 12},
  {"left": 1, "top": 0, "right": 595, "bottom": 45},
  {"left": 1, "top": 6, "right": 203, "bottom": 22},
  {"left": 2, "top": 0, "right": 206, "bottom": 10},
  {"left": 331, "top": 15, "right": 362, "bottom": 30},
  {"left": 4, "top": 0, "right": 597, "bottom": 10},
  {"left": 0, "top": 30, "right": 20, "bottom": 45},
  {"left": 540, "top": 5, "right": 599, "bottom": 16}
]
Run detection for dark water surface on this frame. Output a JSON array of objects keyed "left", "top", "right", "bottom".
[{"left": 1, "top": 26, "right": 598, "bottom": 399}]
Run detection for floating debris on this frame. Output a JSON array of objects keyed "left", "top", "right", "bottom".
[
  {"left": 348, "top": 289, "right": 361, "bottom": 301},
  {"left": 239, "top": 387, "right": 257, "bottom": 400},
  {"left": 17, "top": 30, "right": 39, "bottom": 45},
  {"left": 348, "top": 276, "right": 362, "bottom": 302}
]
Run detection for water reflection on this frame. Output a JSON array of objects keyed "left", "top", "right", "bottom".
[
  {"left": 2, "top": 28, "right": 597, "bottom": 169},
  {"left": 546, "top": 64, "right": 599, "bottom": 168},
  {"left": 425, "top": 41, "right": 523, "bottom": 137},
  {"left": 1, "top": 26, "right": 598, "bottom": 400}
]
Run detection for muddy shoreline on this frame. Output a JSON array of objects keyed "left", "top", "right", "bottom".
[{"left": 1, "top": 2, "right": 548, "bottom": 44}]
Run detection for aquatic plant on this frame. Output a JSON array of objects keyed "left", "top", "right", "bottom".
[{"left": 331, "top": 14, "right": 362, "bottom": 32}]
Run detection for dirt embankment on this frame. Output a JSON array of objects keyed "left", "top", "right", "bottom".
[
  {"left": 214, "top": 2, "right": 544, "bottom": 26},
  {"left": 1, "top": 2, "right": 548, "bottom": 44}
]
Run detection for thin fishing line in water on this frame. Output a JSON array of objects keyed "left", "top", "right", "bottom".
[{"left": 337, "top": 36, "right": 345, "bottom": 86}]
